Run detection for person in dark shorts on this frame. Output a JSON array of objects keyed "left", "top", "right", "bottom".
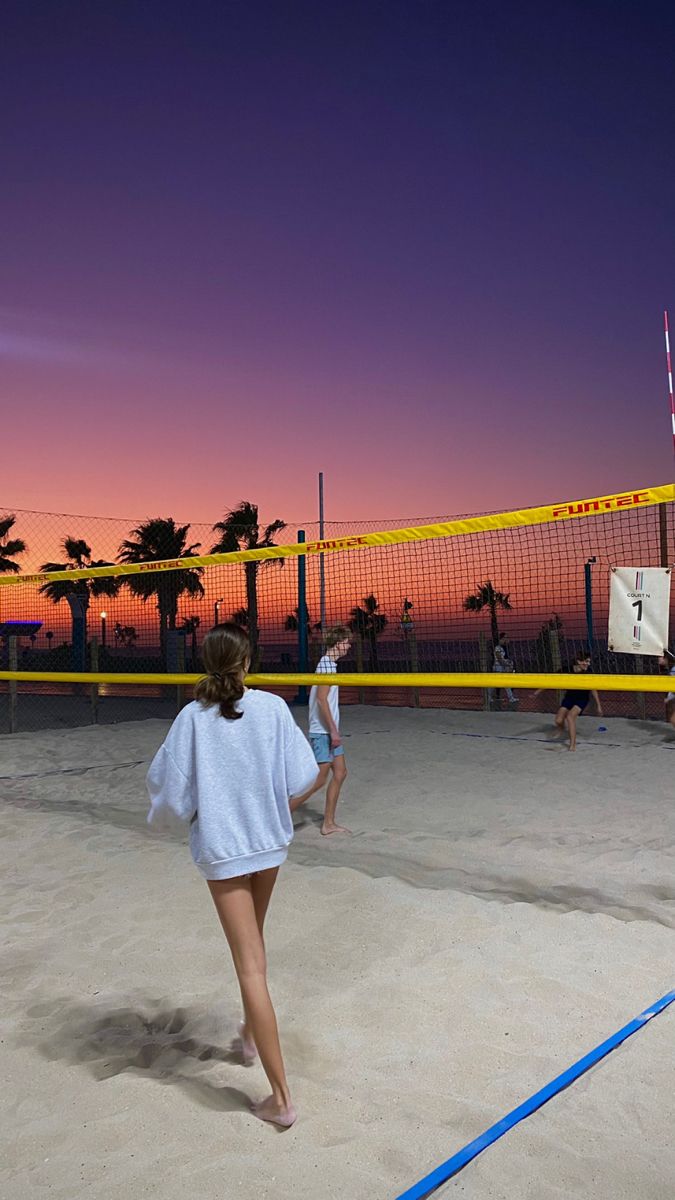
[
  {"left": 533, "top": 651, "right": 603, "bottom": 751},
  {"left": 555, "top": 652, "right": 602, "bottom": 751}
]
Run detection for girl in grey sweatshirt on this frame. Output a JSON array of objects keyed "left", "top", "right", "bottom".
[{"left": 147, "top": 623, "right": 318, "bottom": 1129}]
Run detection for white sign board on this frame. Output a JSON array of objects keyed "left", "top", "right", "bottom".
[{"left": 608, "top": 567, "right": 671, "bottom": 656}]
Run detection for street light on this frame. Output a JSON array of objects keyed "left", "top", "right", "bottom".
[
  {"left": 100, "top": 612, "right": 108, "bottom": 649},
  {"left": 214, "top": 598, "right": 224, "bottom": 627}
]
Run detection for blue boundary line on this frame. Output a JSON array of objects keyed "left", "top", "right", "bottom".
[{"left": 394, "top": 988, "right": 675, "bottom": 1200}]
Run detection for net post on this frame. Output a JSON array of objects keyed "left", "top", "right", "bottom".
[
  {"left": 296, "top": 530, "right": 308, "bottom": 705},
  {"left": 659, "top": 504, "right": 669, "bottom": 567},
  {"left": 9, "top": 635, "right": 17, "bottom": 733},
  {"left": 90, "top": 637, "right": 100, "bottom": 724},
  {"left": 584, "top": 562, "right": 591, "bottom": 644},
  {"left": 634, "top": 655, "right": 646, "bottom": 719},
  {"left": 319, "top": 472, "right": 327, "bottom": 635}
]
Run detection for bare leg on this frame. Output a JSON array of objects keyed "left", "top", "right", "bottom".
[
  {"left": 666, "top": 700, "right": 675, "bottom": 730},
  {"left": 552, "top": 707, "right": 567, "bottom": 739},
  {"left": 289, "top": 762, "right": 330, "bottom": 813},
  {"left": 238, "top": 868, "right": 280, "bottom": 1059},
  {"left": 566, "top": 706, "right": 581, "bottom": 751},
  {"left": 322, "top": 755, "right": 350, "bottom": 835},
  {"left": 207, "top": 871, "right": 295, "bottom": 1126}
]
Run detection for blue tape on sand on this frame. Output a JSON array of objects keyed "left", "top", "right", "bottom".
[{"left": 394, "top": 989, "right": 675, "bottom": 1200}]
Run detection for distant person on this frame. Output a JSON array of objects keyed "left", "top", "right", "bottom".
[
  {"left": 658, "top": 649, "right": 675, "bottom": 731},
  {"left": 491, "top": 632, "right": 518, "bottom": 708},
  {"left": 533, "top": 651, "right": 603, "bottom": 752},
  {"left": 290, "top": 625, "right": 352, "bottom": 834},
  {"left": 147, "top": 623, "right": 318, "bottom": 1129}
]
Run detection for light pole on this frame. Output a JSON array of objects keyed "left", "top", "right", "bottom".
[
  {"left": 214, "top": 598, "right": 224, "bottom": 627},
  {"left": 584, "top": 558, "right": 596, "bottom": 652},
  {"left": 100, "top": 611, "right": 107, "bottom": 650}
]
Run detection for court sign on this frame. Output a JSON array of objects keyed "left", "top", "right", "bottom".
[{"left": 608, "top": 566, "right": 671, "bottom": 655}]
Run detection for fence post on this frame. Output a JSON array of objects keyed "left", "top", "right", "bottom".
[
  {"left": 479, "top": 632, "right": 490, "bottom": 710},
  {"left": 549, "top": 626, "right": 563, "bottom": 705},
  {"left": 90, "top": 637, "right": 99, "bottom": 724},
  {"left": 296, "top": 530, "right": 309, "bottom": 705},
  {"left": 176, "top": 636, "right": 185, "bottom": 714},
  {"left": 635, "top": 654, "right": 646, "bottom": 720},
  {"left": 354, "top": 632, "right": 365, "bottom": 704},
  {"left": 407, "top": 627, "right": 419, "bottom": 707},
  {"left": 9, "top": 635, "right": 18, "bottom": 733}
]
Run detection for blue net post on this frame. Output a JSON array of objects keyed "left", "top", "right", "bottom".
[{"left": 584, "top": 559, "right": 595, "bottom": 652}]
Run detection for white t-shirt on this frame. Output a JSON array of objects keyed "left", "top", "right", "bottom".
[{"left": 308, "top": 655, "right": 339, "bottom": 735}]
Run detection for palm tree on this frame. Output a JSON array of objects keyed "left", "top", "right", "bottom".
[
  {"left": 463, "top": 580, "right": 512, "bottom": 648},
  {"left": 0, "top": 514, "right": 27, "bottom": 574},
  {"left": 45, "top": 630, "right": 54, "bottom": 650},
  {"left": 285, "top": 605, "right": 321, "bottom": 633},
  {"left": 39, "top": 538, "right": 121, "bottom": 660},
  {"left": 118, "top": 519, "right": 204, "bottom": 659},
  {"left": 349, "top": 593, "right": 387, "bottom": 670},
  {"left": 211, "top": 502, "right": 286, "bottom": 670}
]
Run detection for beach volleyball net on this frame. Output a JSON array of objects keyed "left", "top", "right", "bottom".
[{"left": 0, "top": 482, "right": 673, "bottom": 732}]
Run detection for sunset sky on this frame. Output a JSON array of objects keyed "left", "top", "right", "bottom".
[{"left": 2, "top": 1, "right": 674, "bottom": 531}]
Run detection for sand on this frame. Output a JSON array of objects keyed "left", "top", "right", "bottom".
[{"left": 1, "top": 706, "right": 673, "bottom": 1200}]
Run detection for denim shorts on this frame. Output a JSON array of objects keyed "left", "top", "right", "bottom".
[{"left": 309, "top": 733, "right": 345, "bottom": 764}]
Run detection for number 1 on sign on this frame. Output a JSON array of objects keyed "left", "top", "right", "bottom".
[{"left": 632, "top": 599, "right": 643, "bottom": 621}]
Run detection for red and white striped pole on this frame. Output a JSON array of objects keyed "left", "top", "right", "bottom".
[{"left": 665, "top": 310, "right": 675, "bottom": 457}]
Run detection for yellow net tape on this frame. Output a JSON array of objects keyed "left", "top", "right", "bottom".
[
  {"left": 1, "top": 482, "right": 672, "bottom": 586},
  {"left": 0, "top": 671, "right": 673, "bottom": 692}
]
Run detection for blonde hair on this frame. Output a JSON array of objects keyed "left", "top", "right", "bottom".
[{"left": 194, "top": 624, "right": 250, "bottom": 720}]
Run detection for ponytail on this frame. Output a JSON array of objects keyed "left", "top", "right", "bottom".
[{"left": 194, "top": 623, "right": 250, "bottom": 720}]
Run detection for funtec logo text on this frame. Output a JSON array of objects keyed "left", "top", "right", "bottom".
[{"left": 552, "top": 491, "right": 650, "bottom": 519}]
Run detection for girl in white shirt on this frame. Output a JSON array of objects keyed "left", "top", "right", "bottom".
[{"left": 147, "top": 624, "right": 318, "bottom": 1128}]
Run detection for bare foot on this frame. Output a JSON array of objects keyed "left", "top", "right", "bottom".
[
  {"left": 251, "top": 1095, "right": 297, "bottom": 1128},
  {"left": 238, "top": 1020, "right": 257, "bottom": 1066},
  {"left": 321, "top": 822, "right": 351, "bottom": 836}
]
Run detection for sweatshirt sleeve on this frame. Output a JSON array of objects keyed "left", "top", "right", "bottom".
[
  {"left": 146, "top": 715, "right": 196, "bottom": 827},
  {"left": 282, "top": 706, "right": 320, "bottom": 799}
]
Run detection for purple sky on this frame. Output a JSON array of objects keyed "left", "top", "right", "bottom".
[{"left": 2, "top": 0, "right": 674, "bottom": 529}]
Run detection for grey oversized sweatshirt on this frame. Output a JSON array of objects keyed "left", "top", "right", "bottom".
[{"left": 146, "top": 691, "right": 319, "bottom": 880}]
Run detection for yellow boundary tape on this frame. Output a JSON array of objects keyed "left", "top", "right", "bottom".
[
  {"left": 0, "top": 672, "right": 672, "bottom": 692},
  {"left": 1, "top": 483, "right": 672, "bottom": 587}
]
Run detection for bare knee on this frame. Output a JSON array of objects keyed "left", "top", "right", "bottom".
[
  {"left": 314, "top": 764, "right": 331, "bottom": 790},
  {"left": 234, "top": 943, "right": 267, "bottom": 983},
  {"left": 332, "top": 758, "right": 347, "bottom": 783}
]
